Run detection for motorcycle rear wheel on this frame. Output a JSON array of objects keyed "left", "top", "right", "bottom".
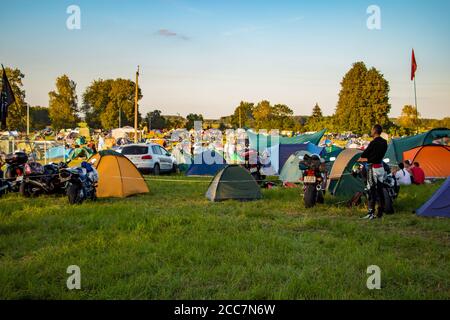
[{"left": 304, "top": 184, "right": 317, "bottom": 208}]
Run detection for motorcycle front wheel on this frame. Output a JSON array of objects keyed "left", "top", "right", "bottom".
[{"left": 67, "top": 183, "right": 83, "bottom": 205}]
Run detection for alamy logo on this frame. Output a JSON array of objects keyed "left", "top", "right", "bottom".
[
  {"left": 366, "top": 265, "right": 381, "bottom": 290},
  {"left": 66, "top": 5, "right": 81, "bottom": 30},
  {"left": 367, "top": 5, "right": 381, "bottom": 30},
  {"left": 66, "top": 265, "right": 81, "bottom": 290}
]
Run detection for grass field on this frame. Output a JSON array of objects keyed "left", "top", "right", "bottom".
[{"left": 0, "top": 176, "right": 449, "bottom": 300}]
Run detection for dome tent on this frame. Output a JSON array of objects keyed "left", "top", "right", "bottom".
[
  {"left": 89, "top": 150, "right": 149, "bottom": 198},
  {"left": 416, "top": 178, "right": 450, "bottom": 218},
  {"left": 327, "top": 149, "right": 365, "bottom": 197},
  {"left": 206, "top": 165, "right": 262, "bottom": 202},
  {"left": 403, "top": 145, "right": 450, "bottom": 178}
]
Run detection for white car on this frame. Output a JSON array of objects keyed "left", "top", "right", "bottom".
[{"left": 120, "top": 144, "right": 177, "bottom": 175}]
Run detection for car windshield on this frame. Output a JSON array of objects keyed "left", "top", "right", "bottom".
[{"left": 122, "top": 146, "right": 148, "bottom": 155}]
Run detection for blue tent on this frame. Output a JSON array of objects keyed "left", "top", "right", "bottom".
[
  {"left": 416, "top": 178, "right": 450, "bottom": 218},
  {"left": 46, "top": 146, "right": 72, "bottom": 160},
  {"left": 262, "top": 143, "right": 325, "bottom": 175},
  {"left": 248, "top": 129, "right": 326, "bottom": 151},
  {"left": 186, "top": 151, "right": 227, "bottom": 176}
]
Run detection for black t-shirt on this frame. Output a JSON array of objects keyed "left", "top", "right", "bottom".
[{"left": 361, "top": 136, "right": 388, "bottom": 164}]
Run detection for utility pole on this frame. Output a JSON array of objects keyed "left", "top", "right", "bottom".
[
  {"left": 414, "top": 77, "right": 419, "bottom": 135},
  {"left": 118, "top": 105, "right": 121, "bottom": 128},
  {"left": 26, "top": 104, "right": 30, "bottom": 137},
  {"left": 134, "top": 65, "right": 139, "bottom": 143}
]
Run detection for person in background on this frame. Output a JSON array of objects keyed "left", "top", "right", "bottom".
[
  {"left": 395, "top": 162, "right": 412, "bottom": 186},
  {"left": 411, "top": 162, "right": 426, "bottom": 185},
  {"left": 404, "top": 160, "right": 413, "bottom": 174},
  {"left": 358, "top": 124, "right": 388, "bottom": 220}
]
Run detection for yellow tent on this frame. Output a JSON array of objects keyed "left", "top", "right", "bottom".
[{"left": 89, "top": 150, "right": 149, "bottom": 198}]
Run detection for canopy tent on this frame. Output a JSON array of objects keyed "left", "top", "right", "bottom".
[
  {"left": 384, "top": 128, "right": 449, "bottom": 164},
  {"left": 247, "top": 129, "right": 326, "bottom": 151},
  {"left": 206, "top": 165, "right": 262, "bottom": 202},
  {"left": 261, "top": 143, "right": 325, "bottom": 176},
  {"left": 327, "top": 148, "right": 364, "bottom": 197},
  {"left": 279, "top": 151, "right": 312, "bottom": 183},
  {"left": 416, "top": 178, "right": 450, "bottom": 218},
  {"left": 186, "top": 150, "right": 227, "bottom": 176},
  {"left": 403, "top": 145, "right": 450, "bottom": 178},
  {"left": 89, "top": 151, "right": 149, "bottom": 198}
]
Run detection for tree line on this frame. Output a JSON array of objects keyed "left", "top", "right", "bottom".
[{"left": 1, "top": 62, "right": 448, "bottom": 135}]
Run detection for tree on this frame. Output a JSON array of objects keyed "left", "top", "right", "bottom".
[
  {"left": 82, "top": 79, "right": 114, "bottom": 128},
  {"left": 252, "top": 100, "right": 294, "bottom": 130},
  {"left": 397, "top": 105, "right": 421, "bottom": 132},
  {"left": 30, "top": 106, "right": 50, "bottom": 130},
  {"left": 145, "top": 110, "right": 167, "bottom": 130},
  {"left": 334, "top": 62, "right": 391, "bottom": 134},
  {"left": 231, "top": 101, "right": 254, "bottom": 128},
  {"left": 186, "top": 113, "right": 203, "bottom": 130},
  {"left": 0, "top": 66, "right": 27, "bottom": 130},
  {"left": 100, "top": 79, "right": 142, "bottom": 130},
  {"left": 48, "top": 75, "right": 79, "bottom": 130},
  {"left": 82, "top": 78, "right": 142, "bottom": 129},
  {"left": 305, "top": 103, "right": 324, "bottom": 131}
]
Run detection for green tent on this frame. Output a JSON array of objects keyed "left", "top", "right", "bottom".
[
  {"left": 384, "top": 128, "right": 449, "bottom": 164},
  {"left": 279, "top": 151, "right": 310, "bottom": 183},
  {"left": 68, "top": 146, "right": 94, "bottom": 161},
  {"left": 206, "top": 165, "right": 262, "bottom": 202},
  {"left": 248, "top": 129, "right": 326, "bottom": 150},
  {"left": 327, "top": 149, "right": 365, "bottom": 197}
]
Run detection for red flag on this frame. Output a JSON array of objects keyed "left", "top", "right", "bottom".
[{"left": 411, "top": 49, "right": 417, "bottom": 81}]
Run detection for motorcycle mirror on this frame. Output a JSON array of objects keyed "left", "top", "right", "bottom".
[{"left": 383, "top": 158, "right": 390, "bottom": 164}]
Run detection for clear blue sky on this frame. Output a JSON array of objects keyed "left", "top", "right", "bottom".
[{"left": 1, "top": 0, "right": 449, "bottom": 119}]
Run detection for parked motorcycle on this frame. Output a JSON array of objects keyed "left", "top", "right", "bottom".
[
  {"left": 352, "top": 162, "right": 398, "bottom": 214},
  {"left": 3, "top": 152, "right": 28, "bottom": 192},
  {"left": 242, "top": 149, "right": 266, "bottom": 184},
  {"left": 299, "top": 154, "right": 327, "bottom": 208},
  {"left": 60, "top": 162, "right": 98, "bottom": 205},
  {"left": 20, "top": 161, "right": 68, "bottom": 197}
]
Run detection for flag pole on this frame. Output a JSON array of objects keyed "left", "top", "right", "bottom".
[
  {"left": 134, "top": 65, "right": 139, "bottom": 144},
  {"left": 414, "top": 77, "right": 419, "bottom": 135}
]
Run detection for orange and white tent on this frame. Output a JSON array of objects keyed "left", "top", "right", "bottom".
[{"left": 403, "top": 145, "right": 450, "bottom": 178}]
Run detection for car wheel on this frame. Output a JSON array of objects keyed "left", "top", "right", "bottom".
[{"left": 153, "top": 163, "right": 160, "bottom": 176}]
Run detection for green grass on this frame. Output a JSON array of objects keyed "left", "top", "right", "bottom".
[{"left": 0, "top": 176, "right": 449, "bottom": 300}]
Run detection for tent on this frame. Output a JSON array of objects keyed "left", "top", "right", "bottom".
[
  {"left": 46, "top": 145, "right": 72, "bottom": 160},
  {"left": 261, "top": 143, "right": 325, "bottom": 176},
  {"left": 186, "top": 150, "right": 227, "bottom": 176},
  {"left": 247, "top": 129, "right": 326, "bottom": 151},
  {"left": 171, "top": 148, "right": 192, "bottom": 172},
  {"left": 68, "top": 146, "right": 94, "bottom": 161},
  {"left": 279, "top": 151, "right": 312, "bottom": 183},
  {"left": 403, "top": 145, "right": 450, "bottom": 178},
  {"left": 206, "top": 165, "right": 262, "bottom": 202},
  {"left": 384, "top": 128, "right": 449, "bottom": 164},
  {"left": 89, "top": 150, "right": 149, "bottom": 198},
  {"left": 416, "top": 178, "right": 450, "bottom": 218},
  {"left": 327, "top": 148, "right": 365, "bottom": 197}
]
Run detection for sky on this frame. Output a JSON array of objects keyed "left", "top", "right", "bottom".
[{"left": 1, "top": 0, "right": 450, "bottom": 119}]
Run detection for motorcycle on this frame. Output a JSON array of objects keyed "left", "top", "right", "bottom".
[
  {"left": 299, "top": 154, "right": 327, "bottom": 208},
  {"left": 351, "top": 162, "right": 398, "bottom": 214},
  {"left": 3, "top": 152, "right": 28, "bottom": 192},
  {"left": 60, "top": 162, "right": 98, "bottom": 205},
  {"left": 20, "top": 161, "right": 68, "bottom": 197},
  {"left": 241, "top": 149, "right": 266, "bottom": 184}
]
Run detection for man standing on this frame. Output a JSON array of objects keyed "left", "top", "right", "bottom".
[{"left": 358, "top": 125, "right": 388, "bottom": 220}]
